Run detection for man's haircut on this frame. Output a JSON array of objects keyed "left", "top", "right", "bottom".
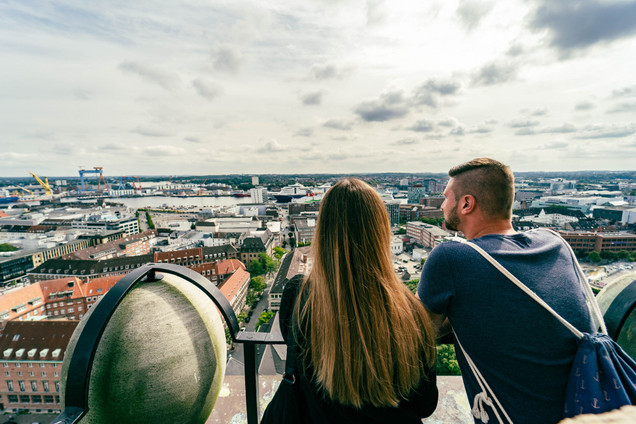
[{"left": 448, "top": 157, "right": 514, "bottom": 219}]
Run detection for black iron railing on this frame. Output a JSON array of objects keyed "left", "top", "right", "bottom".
[
  {"left": 53, "top": 263, "right": 283, "bottom": 424},
  {"left": 52, "top": 263, "right": 635, "bottom": 424}
]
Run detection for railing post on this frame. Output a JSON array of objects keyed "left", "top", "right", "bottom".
[{"left": 244, "top": 343, "right": 259, "bottom": 424}]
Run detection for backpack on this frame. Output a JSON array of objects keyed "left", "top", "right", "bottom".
[{"left": 455, "top": 231, "right": 636, "bottom": 423}]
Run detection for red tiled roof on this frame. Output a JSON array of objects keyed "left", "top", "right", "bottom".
[
  {"left": 217, "top": 259, "right": 246, "bottom": 275},
  {"left": 219, "top": 268, "right": 249, "bottom": 302}
]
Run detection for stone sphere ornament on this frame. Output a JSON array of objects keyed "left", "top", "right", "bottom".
[{"left": 61, "top": 273, "right": 227, "bottom": 424}]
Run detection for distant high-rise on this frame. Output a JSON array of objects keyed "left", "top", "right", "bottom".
[{"left": 252, "top": 176, "right": 259, "bottom": 186}]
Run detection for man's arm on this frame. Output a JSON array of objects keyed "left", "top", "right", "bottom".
[{"left": 426, "top": 308, "right": 452, "bottom": 340}]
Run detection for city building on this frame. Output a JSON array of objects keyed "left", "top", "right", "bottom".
[
  {"left": 218, "top": 267, "right": 251, "bottom": 317},
  {"left": 407, "top": 184, "right": 426, "bottom": 204},
  {"left": 385, "top": 201, "right": 401, "bottom": 226},
  {"left": 406, "top": 221, "right": 450, "bottom": 248},
  {"left": 248, "top": 187, "right": 268, "bottom": 203},
  {"left": 0, "top": 321, "right": 78, "bottom": 413},
  {"left": 71, "top": 215, "right": 138, "bottom": 236},
  {"left": 390, "top": 236, "right": 403, "bottom": 255},
  {"left": 293, "top": 218, "right": 316, "bottom": 245},
  {"left": 592, "top": 206, "right": 636, "bottom": 224},
  {"left": 239, "top": 230, "right": 275, "bottom": 268},
  {"left": 268, "top": 247, "right": 311, "bottom": 311},
  {"left": 559, "top": 231, "right": 636, "bottom": 254}
]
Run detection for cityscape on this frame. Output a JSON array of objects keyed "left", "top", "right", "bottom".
[
  {"left": 0, "top": 168, "right": 635, "bottom": 420},
  {"left": 1, "top": 0, "right": 636, "bottom": 422}
]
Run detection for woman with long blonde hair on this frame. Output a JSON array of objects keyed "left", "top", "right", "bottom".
[{"left": 278, "top": 178, "right": 438, "bottom": 423}]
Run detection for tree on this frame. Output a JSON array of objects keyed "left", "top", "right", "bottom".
[
  {"left": 436, "top": 344, "right": 461, "bottom": 376},
  {"left": 237, "top": 312, "right": 247, "bottom": 324},
  {"left": 282, "top": 240, "right": 287, "bottom": 248},
  {"left": 250, "top": 276, "right": 267, "bottom": 292},
  {"left": 146, "top": 211, "right": 155, "bottom": 229},
  {"left": 588, "top": 251, "right": 601, "bottom": 262},
  {"left": 0, "top": 243, "right": 18, "bottom": 252},
  {"left": 249, "top": 253, "right": 277, "bottom": 276},
  {"left": 396, "top": 227, "right": 406, "bottom": 235},
  {"left": 404, "top": 279, "right": 418, "bottom": 295},
  {"left": 600, "top": 250, "right": 618, "bottom": 261},
  {"left": 273, "top": 246, "right": 286, "bottom": 260},
  {"left": 255, "top": 310, "right": 274, "bottom": 331},
  {"left": 617, "top": 250, "right": 629, "bottom": 259},
  {"left": 246, "top": 290, "right": 260, "bottom": 308}
]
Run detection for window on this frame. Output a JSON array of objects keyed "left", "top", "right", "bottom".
[
  {"left": 16, "top": 363, "right": 20, "bottom": 368},
  {"left": 8, "top": 394, "right": 18, "bottom": 403},
  {"left": 41, "top": 371, "right": 46, "bottom": 377},
  {"left": 28, "top": 363, "right": 33, "bottom": 368},
  {"left": 29, "top": 371, "right": 34, "bottom": 377},
  {"left": 31, "top": 381, "right": 37, "bottom": 391},
  {"left": 19, "top": 394, "right": 30, "bottom": 403},
  {"left": 43, "top": 381, "right": 49, "bottom": 392},
  {"left": 3, "top": 363, "right": 7, "bottom": 367},
  {"left": 6, "top": 380, "right": 13, "bottom": 391},
  {"left": 32, "top": 394, "right": 42, "bottom": 403},
  {"left": 54, "top": 381, "right": 60, "bottom": 392},
  {"left": 18, "top": 380, "right": 25, "bottom": 391},
  {"left": 44, "top": 395, "right": 54, "bottom": 403}
]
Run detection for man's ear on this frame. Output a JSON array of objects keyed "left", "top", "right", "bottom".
[{"left": 459, "top": 195, "right": 476, "bottom": 215}]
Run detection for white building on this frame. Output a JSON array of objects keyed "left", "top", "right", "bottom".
[
  {"left": 249, "top": 187, "right": 268, "bottom": 203},
  {"left": 390, "top": 236, "right": 403, "bottom": 255}
]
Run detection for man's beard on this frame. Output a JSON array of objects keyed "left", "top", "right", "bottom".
[{"left": 444, "top": 203, "right": 460, "bottom": 232}]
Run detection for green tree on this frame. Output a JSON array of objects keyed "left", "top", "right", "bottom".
[
  {"left": 282, "top": 240, "right": 287, "bottom": 248},
  {"left": 237, "top": 312, "right": 247, "bottom": 324},
  {"left": 250, "top": 276, "right": 267, "bottom": 292},
  {"left": 249, "top": 253, "right": 278, "bottom": 275},
  {"left": 587, "top": 251, "right": 601, "bottom": 262},
  {"left": 146, "top": 211, "right": 155, "bottom": 229},
  {"left": 600, "top": 250, "right": 618, "bottom": 261},
  {"left": 246, "top": 290, "right": 260, "bottom": 308},
  {"left": 404, "top": 279, "right": 419, "bottom": 295},
  {"left": 617, "top": 250, "right": 629, "bottom": 259},
  {"left": 436, "top": 344, "right": 461, "bottom": 376},
  {"left": 396, "top": 227, "right": 406, "bottom": 235},
  {"left": 273, "top": 246, "right": 286, "bottom": 260},
  {"left": 255, "top": 310, "right": 274, "bottom": 331},
  {"left": 0, "top": 243, "right": 18, "bottom": 252}
]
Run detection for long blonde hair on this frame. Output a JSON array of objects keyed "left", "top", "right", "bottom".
[{"left": 294, "top": 178, "right": 436, "bottom": 408}]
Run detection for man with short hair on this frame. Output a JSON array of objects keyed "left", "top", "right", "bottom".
[{"left": 418, "top": 158, "right": 593, "bottom": 424}]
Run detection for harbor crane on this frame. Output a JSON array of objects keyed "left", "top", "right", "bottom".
[
  {"left": 78, "top": 167, "right": 109, "bottom": 192},
  {"left": 29, "top": 172, "right": 53, "bottom": 196}
]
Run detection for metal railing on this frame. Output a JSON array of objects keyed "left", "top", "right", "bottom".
[
  {"left": 53, "top": 263, "right": 635, "bottom": 424},
  {"left": 54, "top": 263, "right": 283, "bottom": 424}
]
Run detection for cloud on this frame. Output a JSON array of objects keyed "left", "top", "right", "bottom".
[
  {"left": 294, "top": 127, "right": 314, "bottom": 137},
  {"left": 354, "top": 91, "right": 409, "bottom": 122},
  {"left": 366, "top": 0, "right": 386, "bottom": 26},
  {"left": 184, "top": 137, "right": 201, "bottom": 143},
  {"left": 575, "top": 123, "right": 636, "bottom": 139},
  {"left": 508, "top": 119, "right": 539, "bottom": 128},
  {"left": 543, "top": 142, "right": 569, "bottom": 150},
  {"left": 98, "top": 143, "right": 126, "bottom": 151},
  {"left": 256, "top": 139, "right": 286, "bottom": 153},
  {"left": 411, "top": 79, "right": 461, "bottom": 108},
  {"left": 142, "top": 145, "right": 186, "bottom": 156},
  {"left": 132, "top": 126, "right": 172, "bottom": 137},
  {"left": 192, "top": 79, "right": 223, "bottom": 101},
  {"left": 450, "top": 126, "right": 466, "bottom": 136},
  {"left": 608, "top": 102, "right": 636, "bottom": 114},
  {"left": 407, "top": 119, "right": 435, "bottom": 132},
  {"left": 310, "top": 64, "right": 347, "bottom": 80},
  {"left": 612, "top": 85, "right": 636, "bottom": 98},
  {"left": 575, "top": 101, "right": 595, "bottom": 111},
  {"left": 323, "top": 119, "right": 354, "bottom": 131},
  {"left": 212, "top": 46, "right": 241, "bottom": 74},
  {"left": 520, "top": 107, "right": 548, "bottom": 116},
  {"left": 457, "top": 0, "right": 494, "bottom": 31},
  {"left": 300, "top": 91, "right": 322, "bottom": 106},
  {"left": 393, "top": 136, "right": 420, "bottom": 146},
  {"left": 506, "top": 43, "right": 525, "bottom": 57},
  {"left": 438, "top": 117, "right": 460, "bottom": 127},
  {"left": 469, "top": 125, "right": 493, "bottom": 134},
  {"left": 118, "top": 61, "right": 179, "bottom": 90},
  {"left": 472, "top": 61, "right": 517, "bottom": 86},
  {"left": 515, "top": 122, "right": 577, "bottom": 136},
  {"left": 530, "top": 1, "right": 636, "bottom": 57}
]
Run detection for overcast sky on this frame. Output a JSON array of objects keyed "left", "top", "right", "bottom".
[{"left": 2, "top": 0, "right": 636, "bottom": 177}]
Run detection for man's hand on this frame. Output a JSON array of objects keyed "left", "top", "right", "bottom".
[{"left": 426, "top": 309, "right": 452, "bottom": 340}]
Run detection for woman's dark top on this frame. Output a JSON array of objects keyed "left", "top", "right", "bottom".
[{"left": 279, "top": 274, "right": 438, "bottom": 424}]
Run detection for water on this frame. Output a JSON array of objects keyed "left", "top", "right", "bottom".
[{"left": 104, "top": 196, "right": 255, "bottom": 209}]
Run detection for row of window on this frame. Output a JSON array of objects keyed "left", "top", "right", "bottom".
[
  {"left": 6, "top": 380, "right": 59, "bottom": 392},
  {"left": 6, "top": 394, "right": 59, "bottom": 404},
  {"left": 5, "top": 370, "right": 58, "bottom": 377},
  {"left": 3, "top": 363, "right": 56, "bottom": 368}
]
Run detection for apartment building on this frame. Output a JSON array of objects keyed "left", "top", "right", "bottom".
[
  {"left": 406, "top": 221, "right": 450, "bottom": 248},
  {"left": 559, "top": 231, "right": 636, "bottom": 254},
  {"left": 0, "top": 321, "right": 78, "bottom": 413}
]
